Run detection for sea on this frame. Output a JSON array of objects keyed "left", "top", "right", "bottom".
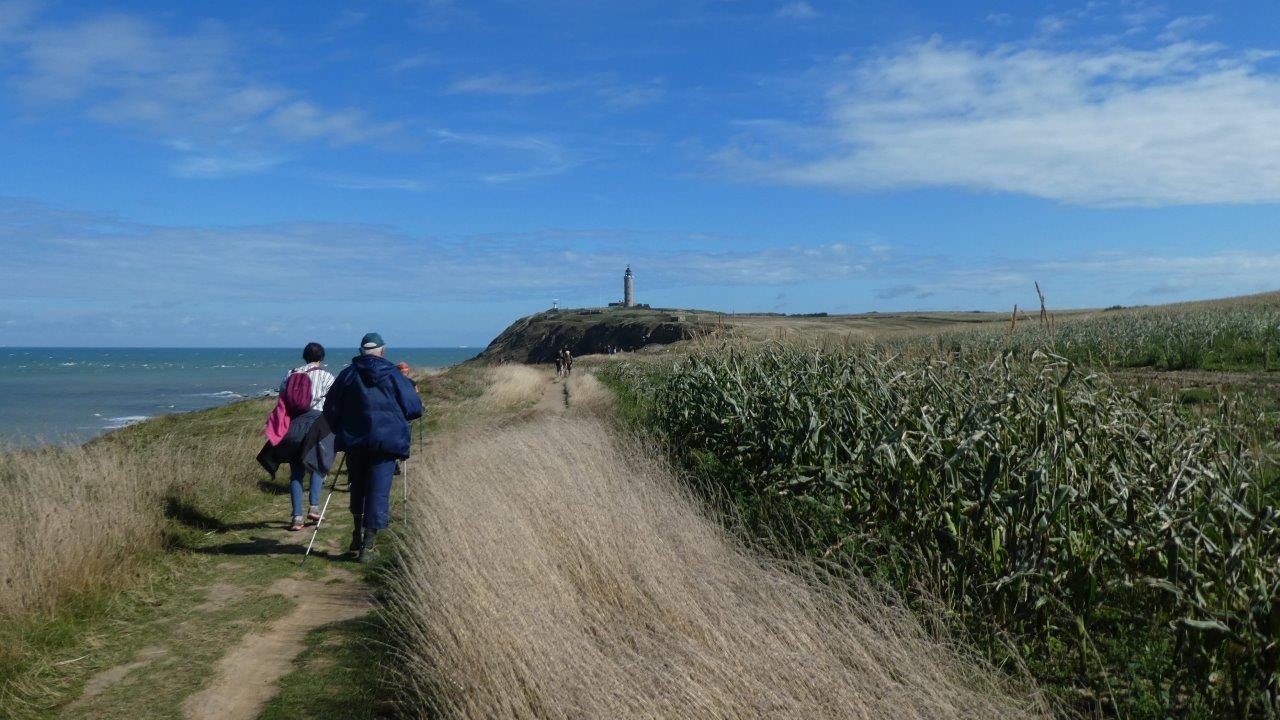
[{"left": 0, "top": 347, "right": 478, "bottom": 446}]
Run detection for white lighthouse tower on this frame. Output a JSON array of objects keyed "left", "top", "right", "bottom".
[{"left": 623, "top": 265, "right": 635, "bottom": 308}]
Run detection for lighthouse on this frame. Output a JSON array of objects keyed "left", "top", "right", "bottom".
[{"left": 623, "top": 265, "right": 634, "bottom": 308}]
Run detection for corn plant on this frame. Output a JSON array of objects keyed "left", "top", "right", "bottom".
[{"left": 606, "top": 344, "right": 1280, "bottom": 717}]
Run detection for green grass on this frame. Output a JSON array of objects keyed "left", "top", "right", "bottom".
[
  {"left": 2, "top": 363, "right": 509, "bottom": 719},
  {"left": 257, "top": 614, "right": 396, "bottom": 720},
  {"left": 0, "top": 396, "right": 398, "bottom": 718}
]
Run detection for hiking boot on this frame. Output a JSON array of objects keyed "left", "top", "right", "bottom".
[
  {"left": 349, "top": 515, "right": 364, "bottom": 555},
  {"left": 357, "top": 529, "right": 378, "bottom": 564}
]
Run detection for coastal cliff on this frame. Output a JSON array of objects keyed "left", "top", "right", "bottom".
[{"left": 478, "top": 308, "right": 702, "bottom": 363}]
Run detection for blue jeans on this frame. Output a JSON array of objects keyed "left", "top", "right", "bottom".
[
  {"left": 289, "top": 463, "right": 326, "bottom": 518},
  {"left": 347, "top": 452, "right": 397, "bottom": 530}
]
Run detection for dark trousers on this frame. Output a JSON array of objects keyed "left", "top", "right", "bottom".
[{"left": 346, "top": 451, "right": 397, "bottom": 530}]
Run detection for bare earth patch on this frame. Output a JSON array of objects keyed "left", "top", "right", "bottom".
[
  {"left": 181, "top": 570, "right": 371, "bottom": 720},
  {"left": 191, "top": 583, "right": 247, "bottom": 614},
  {"left": 71, "top": 646, "right": 169, "bottom": 708}
]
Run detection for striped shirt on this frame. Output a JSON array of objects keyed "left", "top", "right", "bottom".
[{"left": 279, "top": 363, "right": 336, "bottom": 412}]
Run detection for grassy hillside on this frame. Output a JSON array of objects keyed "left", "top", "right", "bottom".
[{"left": 479, "top": 305, "right": 1036, "bottom": 363}]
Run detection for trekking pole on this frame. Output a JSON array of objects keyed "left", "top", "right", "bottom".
[
  {"left": 301, "top": 452, "right": 345, "bottom": 566},
  {"left": 404, "top": 417, "right": 424, "bottom": 526}
]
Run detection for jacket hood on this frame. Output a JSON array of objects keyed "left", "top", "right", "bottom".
[{"left": 351, "top": 354, "right": 396, "bottom": 387}]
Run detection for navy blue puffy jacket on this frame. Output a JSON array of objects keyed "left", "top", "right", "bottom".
[{"left": 323, "top": 355, "right": 424, "bottom": 459}]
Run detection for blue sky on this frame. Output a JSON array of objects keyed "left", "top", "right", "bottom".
[{"left": 3, "top": 0, "right": 1279, "bottom": 347}]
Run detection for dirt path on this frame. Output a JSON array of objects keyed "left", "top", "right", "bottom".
[
  {"left": 534, "top": 373, "right": 568, "bottom": 413},
  {"left": 181, "top": 571, "right": 370, "bottom": 720},
  {"left": 58, "top": 468, "right": 383, "bottom": 720}
]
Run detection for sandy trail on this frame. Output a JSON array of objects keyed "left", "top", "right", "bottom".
[
  {"left": 534, "top": 371, "right": 568, "bottom": 413},
  {"left": 181, "top": 570, "right": 370, "bottom": 720}
]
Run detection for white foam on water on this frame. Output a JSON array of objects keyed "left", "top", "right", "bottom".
[
  {"left": 104, "top": 415, "right": 150, "bottom": 429},
  {"left": 196, "top": 390, "right": 243, "bottom": 399}
]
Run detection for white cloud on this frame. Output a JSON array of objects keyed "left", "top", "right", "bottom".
[
  {"left": 597, "top": 78, "right": 666, "bottom": 109},
  {"left": 447, "top": 71, "right": 666, "bottom": 110},
  {"left": 1158, "top": 15, "right": 1215, "bottom": 42},
  {"left": 868, "top": 250, "right": 1280, "bottom": 308},
  {"left": 173, "top": 153, "right": 283, "bottom": 178},
  {"left": 266, "top": 102, "right": 400, "bottom": 145},
  {"left": 0, "top": 199, "right": 884, "bottom": 310},
  {"left": 447, "top": 73, "right": 560, "bottom": 97},
  {"left": 388, "top": 53, "right": 433, "bottom": 73},
  {"left": 776, "top": 2, "right": 818, "bottom": 20},
  {"left": 1, "top": 7, "right": 404, "bottom": 172},
  {"left": 723, "top": 37, "right": 1280, "bottom": 206},
  {"left": 433, "top": 129, "right": 574, "bottom": 182}
]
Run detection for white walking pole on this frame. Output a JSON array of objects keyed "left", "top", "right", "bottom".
[{"left": 301, "top": 453, "right": 344, "bottom": 565}]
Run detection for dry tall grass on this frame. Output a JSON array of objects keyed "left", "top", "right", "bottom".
[
  {"left": 564, "top": 371, "right": 614, "bottom": 416},
  {"left": 0, "top": 421, "right": 262, "bottom": 621},
  {"left": 389, "top": 416, "right": 1048, "bottom": 719},
  {"left": 0, "top": 444, "right": 169, "bottom": 620},
  {"left": 475, "top": 364, "right": 546, "bottom": 409}
]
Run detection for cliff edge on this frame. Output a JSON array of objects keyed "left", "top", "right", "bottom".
[{"left": 478, "top": 308, "right": 704, "bottom": 363}]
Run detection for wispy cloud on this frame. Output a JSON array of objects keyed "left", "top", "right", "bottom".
[
  {"left": 172, "top": 153, "right": 284, "bottom": 179},
  {"left": 776, "top": 2, "right": 818, "bottom": 20},
  {"left": 433, "top": 129, "right": 575, "bottom": 182},
  {"left": 721, "top": 34, "right": 1280, "bottom": 206},
  {"left": 866, "top": 250, "right": 1280, "bottom": 308},
  {"left": 447, "top": 71, "right": 666, "bottom": 110},
  {"left": 2, "top": 196, "right": 1275, "bottom": 343},
  {"left": 597, "top": 78, "right": 666, "bottom": 109},
  {"left": 388, "top": 53, "right": 434, "bottom": 73},
  {"left": 0, "top": 198, "right": 880, "bottom": 308},
  {"left": 1, "top": 6, "right": 404, "bottom": 174},
  {"left": 1158, "top": 14, "right": 1215, "bottom": 42},
  {"left": 447, "top": 73, "right": 561, "bottom": 97}
]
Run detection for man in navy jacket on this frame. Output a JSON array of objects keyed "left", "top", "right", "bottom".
[{"left": 323, "top": 332, "right": 424, "bottom": 563}]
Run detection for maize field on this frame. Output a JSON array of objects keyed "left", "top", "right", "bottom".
[
  {"left": 921, "top": 293, "right": 1280, "bottom": 371},
  {"left": 605, "top": 344, "right": 1280, "bottom": 717}
]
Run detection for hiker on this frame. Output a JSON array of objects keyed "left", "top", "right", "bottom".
[
  {"left": 563, "top": 348, "right": 573, "bottom": 377},
  {"left": 554, "top": 353, "right": 563, "bottom": 378},
  {"left": 323, "top": 333, "right": 423, "bottom": 563},
  {"left": 256, "top": 343, "right": 336, "bottom": 531}
]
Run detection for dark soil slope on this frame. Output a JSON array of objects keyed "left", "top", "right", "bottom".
[{"left": 478, "top": 308, "right": 702, "bottom": 363}]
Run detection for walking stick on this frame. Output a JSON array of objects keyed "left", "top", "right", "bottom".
[
  {"left": 301, "top": 453, "right": 345, "bottom": 565},
  {"left": 404, "top": 417, "right": 424, "bottom": 526}
]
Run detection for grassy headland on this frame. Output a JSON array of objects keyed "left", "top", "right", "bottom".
[
  {"left": 596, "top": 291, "right": 1280, "bottom": 718},
  {"left": 4, "top": 289, "right": 1277, "bottom": 718}
]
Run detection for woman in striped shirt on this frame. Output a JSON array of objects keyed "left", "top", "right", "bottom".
[{"left": 280, "top": 342, "right": 336, "bottom": 530}]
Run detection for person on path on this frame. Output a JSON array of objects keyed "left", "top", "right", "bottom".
[
  {"left": 562, "top": 348, "right": 573, "bottom": 377},
  {"left": 323, "top": 332, "right": 423, "bottom": 563},
  {"left": 279, "top": 343, "right": 335, "bottom": 531},
  {"left": 554, "top": 353, "right": 563, "bottom": 378}
]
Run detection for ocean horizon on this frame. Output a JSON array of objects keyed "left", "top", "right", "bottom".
[{"left": 0, "top": 346, "right": 478, "bottom": 446}]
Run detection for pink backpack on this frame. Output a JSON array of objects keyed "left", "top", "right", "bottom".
[
  {"left": 281, "top": 369, "right": 315, "bottom": 416},
  {"left": 264, "top": 368, "right": 318, "bottom": 445}
]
